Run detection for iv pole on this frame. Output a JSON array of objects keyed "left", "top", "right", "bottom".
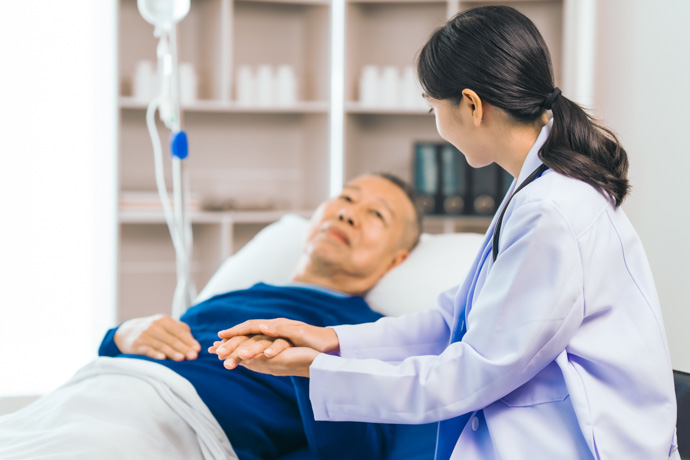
[{"left": 138, "top": 0, "right": 195, "bottom": 319}]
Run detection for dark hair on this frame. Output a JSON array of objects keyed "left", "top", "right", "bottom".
[
  {"left": 417, "top": 5, "right": 629, "bottom": 206},
  {"left": 372, "top": 171, "right": 423, "bottom": 250}
]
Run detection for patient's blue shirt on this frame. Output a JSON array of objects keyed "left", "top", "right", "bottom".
[{"left": 98, "top": 282, "right": 392, "bottom": 460}]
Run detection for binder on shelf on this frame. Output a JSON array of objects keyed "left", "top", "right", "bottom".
[
  {"left": 413, "top": 141, "right": 506, "bottom": 217},
  {"left": 440, "top": 144, "right": 468, "bottom": 215},
  {"left": 413, "top": 142, "right": 440, "bottom": 215},
  {"left": 470, "top": 164, "right": 500, "bottom": 216}
]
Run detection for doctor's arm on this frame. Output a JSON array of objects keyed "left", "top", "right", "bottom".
[
  {"left": 305, "top": 200, "right": 585, "bottom": 424},
  {"left": 214, "top": 289, "right": 456, "bottom": 365}
]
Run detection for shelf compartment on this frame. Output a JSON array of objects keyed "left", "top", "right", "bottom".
[
  {"left": 344, "top": 112, "right": 441, "bottom": 184},
  {"left": 345, "top": 1, "right": 447, "bottom": 103},
  {"left": 119, "top": 0, "right": 224, "bottom": 100},
  {"left": 232, "top": 1, "right": 330, "bottom": 103},
  {"left": 119, "top": 110, "right": 330, "bottom": 211}
]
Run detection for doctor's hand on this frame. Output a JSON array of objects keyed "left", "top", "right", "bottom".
[
  {"left": 209, "top": 334, "right": 293, "bottom": 370},
  {"left": 239, "top": 346, "right": 320, "bottom": 378},
  {"left": 217, "top": 318, "right": 340, "bottom": 355},
  {"left": 114, "top": 314, "right": 201, "bottom": 361}
]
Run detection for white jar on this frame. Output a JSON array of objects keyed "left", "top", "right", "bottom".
[
  {"left": 256, "top": 64, "right": 274, "bottom": 107},
  {"left": 275, "top": 65, "right": 297, "bottom": 106},
  {"left": 380, "top": 66, "right": 399, "bottom": 108},
  {"left": 401, "top": 66, "right": 425, "bottom": 109},
  {"left": 359, "top": 65, "right": 380, "bottom": 107},
  {"left": 133, "top": 60, "right": 156, "bottom": 101},
  {"left": 236, "top": 65, "right": 255, "bottom": 106},
  {"left": 178, "top": 62, "right": 197, "bottom": 104}
]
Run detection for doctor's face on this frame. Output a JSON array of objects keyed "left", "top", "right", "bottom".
[
  {"left": 303, "top": 175, "right": 417, "bottom": 289},
  {"left": 426, "top": 96, "right": 494, "bottom": 168}
]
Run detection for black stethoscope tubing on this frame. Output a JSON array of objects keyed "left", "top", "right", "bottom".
[{"left": 492, "top": 164, "right": 549, "bottom": 262}]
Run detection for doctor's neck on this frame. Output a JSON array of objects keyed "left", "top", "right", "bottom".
[{"left": 492, "top": 113, "right": 548, "bottom": 179}]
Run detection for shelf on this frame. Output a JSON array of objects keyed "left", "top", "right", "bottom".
[
  {"left": 345, "top": 101, "right": 431, "bottom": 115},
  {"left": 119, "top": 209, "right": 314, "bottom": 225},
  {"left": 236, "top": 0, "right": 330, "bottom": 4},
  {"left": 119, "top": 97, "right": 329, "bottom": 114},
  {"left": 347, "top": 0, "right": 447, "bottom": 3}
]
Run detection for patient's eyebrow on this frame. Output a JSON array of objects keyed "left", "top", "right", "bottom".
[{"left": 342, "top": 184, "right": 396, "bottom": 219}]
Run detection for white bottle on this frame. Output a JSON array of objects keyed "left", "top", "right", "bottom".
[
  {"left": 401, "top": 66, "right": 425, "bottom": 109},
  {"left": 178, "top": 62, "right": 197, "bottom": 104},
  {"left": 276, "top": 65, "right": 297, "bottom": 106},
  {"left": 359, "top": 65, "right": 380, "bottom": 107},
  {"left": 236, "top": 65, "right": 255, "bottom": 106},
  {"left": 380, "top": 66, "right": 399, "bottom": 108},
  {"left": 133, "top": 60, "right": 155, "bottom": 101},
  {"left": 256, "top": 64, "right": 274, "bottom": 107}
]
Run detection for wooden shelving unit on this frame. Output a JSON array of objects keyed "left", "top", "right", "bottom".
[{"left": 117, "top": 0, "right": 566, "bottom": 320}]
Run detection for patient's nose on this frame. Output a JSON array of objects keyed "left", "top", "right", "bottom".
[{"left": 338, "top": 210, "right": 356, "bottom": 227}]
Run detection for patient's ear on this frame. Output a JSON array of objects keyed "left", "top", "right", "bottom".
[{"left": 385, "top": 250, "right": 409, "bottom": 273}]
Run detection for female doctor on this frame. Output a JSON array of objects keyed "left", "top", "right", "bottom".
[{"left": 212, "top": 6, "right": 679, "bottom": 459}]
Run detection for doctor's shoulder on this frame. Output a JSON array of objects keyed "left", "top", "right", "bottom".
[{"left": 510, "top": 169, "right": 615, "bottom": 237}]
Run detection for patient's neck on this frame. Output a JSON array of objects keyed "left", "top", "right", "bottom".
[{"left": 290, "top": 257, "right": 374, "bottom": 297}]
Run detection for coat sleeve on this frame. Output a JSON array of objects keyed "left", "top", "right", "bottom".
[
  {"left": 309, "top": 200, "right": 585, "bottom": 424},
  {"left": 331, "top": 286, "right": 457, "bottom": 362}
]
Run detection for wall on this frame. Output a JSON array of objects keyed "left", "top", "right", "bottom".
[
  {"left": 594, "top": 0, "right": 690, "bottom": 372},
  {"left": 0, "top": 0, "right": 118, "bottom": 398}
]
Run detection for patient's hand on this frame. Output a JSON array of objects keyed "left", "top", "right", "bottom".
[
  {"left": 209, "top": 334, "right": 293, "bottom": 369},
  {"left": 114, "top": 314, "right": 201, "bottom": 361},
  {"left": 217, "top": 318, "right": 340, "bottom": 355}
]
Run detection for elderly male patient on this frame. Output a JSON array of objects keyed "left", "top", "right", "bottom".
[{"left": 0, "top": 173, "right": 422, "bottom": 460}]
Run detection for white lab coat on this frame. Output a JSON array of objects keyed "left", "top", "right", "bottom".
[{"left": 309, "top": 125, "right": 680, "bottom": 459}]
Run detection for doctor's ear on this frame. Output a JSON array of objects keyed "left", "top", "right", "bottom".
[{"left": 462, "top": 89, "right": 483, "bottom": 127}]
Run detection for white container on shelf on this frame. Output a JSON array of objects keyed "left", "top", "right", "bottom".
[
  {"left": 236, "top": 65, "right": 255, "bottom": 106},
  {"left": 256, "top": 64, "right": 274, "bottom": 107},
  {"left": 401, "top": 65, "right": 426, "bottom": 109},
  {"left": 359, "top": 65, "right": 380, "bottom": 107},
  {"left": 275, "top": 65, "right": 297, "bottom": 106},
  {"left": 133, "top": 60, "right": 156, "bottom": 101},
  {"left": 179, "top": 62, "right": 198, "bottom": 104},
  {"left": 380, "top": 66, "right": 400, "bottom": 107}
]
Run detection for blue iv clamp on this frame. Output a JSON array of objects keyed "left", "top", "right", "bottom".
[{"left": 171, "top": 130, "right": 188, "bottom": 160}]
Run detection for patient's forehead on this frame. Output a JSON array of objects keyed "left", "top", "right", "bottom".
[{"left": 344, "top": 175, "right": 415, "bottom": 221}]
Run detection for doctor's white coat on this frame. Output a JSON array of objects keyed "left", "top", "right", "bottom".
[{"left": 309, "top": 126, "right": 680, "bottom": 459}]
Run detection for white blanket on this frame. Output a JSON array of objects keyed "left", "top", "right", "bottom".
[{"left": 0, "top": 357, "right": 237, "bottom": 460}]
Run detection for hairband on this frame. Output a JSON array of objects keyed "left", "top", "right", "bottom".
[{"left": 542, "top": 87, "right": 561, "bottom": 111}]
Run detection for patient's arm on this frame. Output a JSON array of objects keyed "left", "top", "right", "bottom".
[{"left": 113, "top": 314, "right": 201, "bottom": 361}]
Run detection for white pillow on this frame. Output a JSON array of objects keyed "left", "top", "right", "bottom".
[{"left": 195, "top": 214, "right": 485, "bottom": 316}]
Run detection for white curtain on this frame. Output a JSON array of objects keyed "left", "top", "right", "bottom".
[{"left": 0, "top": 1, "right": 118, "bottom": 396}]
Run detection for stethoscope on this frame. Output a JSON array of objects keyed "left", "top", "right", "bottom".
[{"left": 492, "top": 163, "right": 549, "bottom": 262}]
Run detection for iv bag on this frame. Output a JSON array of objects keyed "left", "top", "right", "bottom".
[{"left": 137, "top": 0, "right": 190, "bottom": 30}]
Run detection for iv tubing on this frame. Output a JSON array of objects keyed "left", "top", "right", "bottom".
[{"left": 145, "top": 98, "right": 192, "bottom": 318}]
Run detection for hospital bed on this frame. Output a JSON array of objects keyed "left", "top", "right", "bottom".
[{"left": 0, "top": 214, "right": 485, "bottom": 460}]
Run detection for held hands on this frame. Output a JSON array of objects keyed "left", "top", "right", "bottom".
[
  {"left": 208, "top": 318, "right": 339, "bottom": 378},
  {"left": 114, "top": 314, "right": 201, "bottom": 361}
]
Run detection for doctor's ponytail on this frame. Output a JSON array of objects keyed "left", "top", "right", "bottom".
[{"left": 417, "top": 5, "right": 630, "bottom": 206}]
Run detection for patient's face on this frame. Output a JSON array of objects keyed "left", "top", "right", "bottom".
[{"left": 302, "top": 175, "right": 416, "bottom": 291}]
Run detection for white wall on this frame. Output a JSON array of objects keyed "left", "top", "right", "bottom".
[
  {"left": 593, "top": 0, "right": 690, "bottom": 372},
  {"left": 0, "top": 1, "right": 118, "bottom": 396}
]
